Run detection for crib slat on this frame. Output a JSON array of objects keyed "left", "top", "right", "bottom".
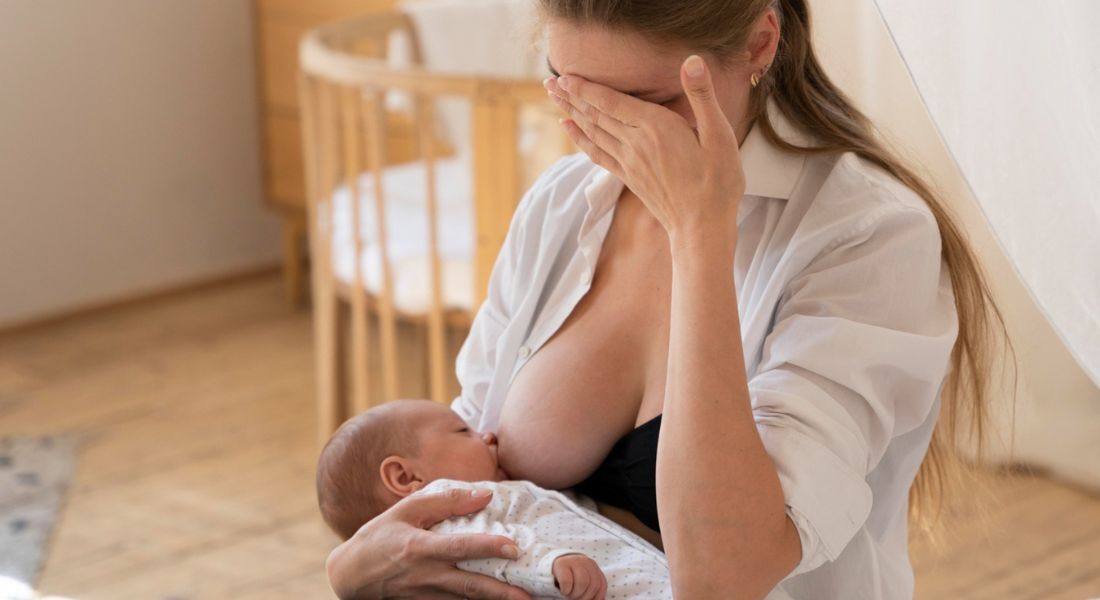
[
  {"left": 494, "top": 96, "right": 522, "bottom": 232},
  {"left": 300, "top": 74, "right": 338, "bottom": 441},
  {"left": 414, "top": 93, "right": 449, "bottom": 406},
  {"left": 471, "top": 97, "right": 495, "bottom": 314},
  {"left": 471, "top": 91, "right": 521, "bottom": 311},
  {"left": 309, "top": 77, "right": 352, "bottom": 438},
  {"left": 341, "top": 85, "right": 372, "bottom": 414},
  {"left": 362, "top": 87, "right": 401, "bottom": 406}
]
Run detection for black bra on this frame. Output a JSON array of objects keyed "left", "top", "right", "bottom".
[{"left": 574, "top": 413, "right": 662, "bottom": 533}]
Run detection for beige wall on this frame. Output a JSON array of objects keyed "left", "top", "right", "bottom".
[{"left": 0, "top": 0, "right": 279, "bottom": 327}]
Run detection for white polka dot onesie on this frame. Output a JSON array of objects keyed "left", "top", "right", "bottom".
[{"left": 415, "top": 479, "right": 672, "bottom": 599}]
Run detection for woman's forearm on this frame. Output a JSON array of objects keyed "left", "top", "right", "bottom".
[{"left": 658, "top": 228, "right": 801, "bottom": 598}]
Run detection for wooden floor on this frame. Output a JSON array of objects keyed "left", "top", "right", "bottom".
[{"left": 2, "top": 275, "right": 1098, "bottom": 599}]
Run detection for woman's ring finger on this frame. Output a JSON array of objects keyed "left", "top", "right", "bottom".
[{"left": 550, "top": 92, "right": 621, "bottom": 154}]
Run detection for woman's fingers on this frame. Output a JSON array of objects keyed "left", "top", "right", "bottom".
[
  {"left": 547, "top": 75, "right": 647, "bottom": 132},
  {"left": 433, "top": 570, "right": 534, "bottom": 600},
  {"left": 548, "top": 91, "right": 623, "bottom": 159},
  {"left": 393, "top": 489, "right": 523, "bottom": 562},
  {"left": 544, "top": 77, "right": 630, "bottom": 136},
  {"left": 560, "top": 119, "right": 623, "bottom": 178},
  {"left": 415, "top": 531, "right": 523, "bottom": 564},
  {"left": 394, "top": 487, "right": 494, "bottom": 529},
  {"left": 680, "top": 55, "right": 735, "bottom": 148}
]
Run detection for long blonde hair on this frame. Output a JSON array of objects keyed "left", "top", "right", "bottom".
[{"left": 537, "top": 0, "right": 1018, "bottom": 531}]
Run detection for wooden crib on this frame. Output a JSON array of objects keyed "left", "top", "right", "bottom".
[{"left": 298, "top": 9, "right": 570, "bottom": 441}]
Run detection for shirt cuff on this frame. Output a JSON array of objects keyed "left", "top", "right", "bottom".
[{"left": 758, "top": 422, "right": 873, "bottom": 573}]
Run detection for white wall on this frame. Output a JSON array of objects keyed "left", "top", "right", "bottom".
[{"left": 0, "top": 0, "right": 279, "bottom": 327}]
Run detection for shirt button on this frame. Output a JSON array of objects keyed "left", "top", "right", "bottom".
[{"left": 518, "top": 346, "right": 531, "bottom": 359}]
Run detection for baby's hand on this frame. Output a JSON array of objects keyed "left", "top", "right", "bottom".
[{"left": 551, "top": 553, "right": 607, "bottom": 600}]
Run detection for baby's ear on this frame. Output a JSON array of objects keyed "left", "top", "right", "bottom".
[{"left": 379, "top": 455, "right": 424, "bottom": 497}]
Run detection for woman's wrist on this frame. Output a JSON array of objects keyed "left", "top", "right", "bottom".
[
  {"left": 326, "top": 539, "right": 372, "bottom": 599},
  {"left": 668, "top": 222, "right": 738, "bottom": 272}
]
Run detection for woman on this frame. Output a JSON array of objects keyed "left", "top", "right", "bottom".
[{"left": 326, "top": 0, "right": 1011, "bottom": 598}]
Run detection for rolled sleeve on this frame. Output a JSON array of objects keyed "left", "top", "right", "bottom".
[
  {"left": 759, "top": 417, "right": 873, "bottom": 569},
  {"left": 750, "top": 206, "right": 959, "bottom": 573}
]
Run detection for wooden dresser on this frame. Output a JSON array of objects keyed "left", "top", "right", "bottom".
[{"left": 253, "top": 0, "right": 398, "bottom": 304}]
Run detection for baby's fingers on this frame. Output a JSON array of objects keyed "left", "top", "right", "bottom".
[
  {"left": 591, "top": 570, "right": 608, "bottom": 600},
  {"left": 579, "top": 563, "right": 606, "bottom": 600},
  {"left": 570, "top": 565, "right": 591, "bottom": 599},
  {"left": 556, "top": 568, "right": 574, "bottom": 596}
]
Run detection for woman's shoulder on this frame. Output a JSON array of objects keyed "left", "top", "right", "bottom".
[
  {"left": 779, "top": 149, "right": 939, "bottom": 260},
  {"left": 807, "top": 150, "right": 936, "bottom": 225}
]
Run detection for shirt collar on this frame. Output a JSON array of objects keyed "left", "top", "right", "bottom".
[
  {"left": 582, "top": 96, "right": 812, "bottom": 226},
  {"left": 742, "top": 96, "right": 811, "bottom": 201}
]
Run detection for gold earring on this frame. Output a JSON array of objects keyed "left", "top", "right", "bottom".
[{"left": 751, "top": 64, "right": 771, "bottom": 88}]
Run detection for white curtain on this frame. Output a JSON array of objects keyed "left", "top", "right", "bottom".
[
  {"left": 808, "top": 0, "right": 1100, "bottom": 474},
  {"left": 869, "top": 0, "right": 1100, "bottom": 388}
]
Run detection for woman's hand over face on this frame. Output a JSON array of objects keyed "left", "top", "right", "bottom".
[
  {"left": 326, "top": 488, "right": 532, "bottom": 600},
  {"left": 544, "top": 55, "right": 746, "bottom": 244}
]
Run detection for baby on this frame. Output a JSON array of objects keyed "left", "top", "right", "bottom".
[{"left": 316, "top": 399, "right": 671, "bottom": 600}]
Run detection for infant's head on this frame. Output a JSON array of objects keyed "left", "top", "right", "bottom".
[{"left": 316, "top": 399, "right": 507, "bottom": 540}]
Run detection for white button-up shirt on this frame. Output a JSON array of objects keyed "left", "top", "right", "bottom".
[{"left": 451, "top": 97, "right": 958, "bottom": 599}]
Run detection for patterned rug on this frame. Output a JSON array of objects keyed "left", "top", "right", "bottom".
[{"left": 0, "top": 435, "right": 78, "bottom": 589}]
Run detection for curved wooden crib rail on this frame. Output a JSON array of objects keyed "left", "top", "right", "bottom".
[{"left": 298, "top": 10, "right": 570, "bottom": 440}]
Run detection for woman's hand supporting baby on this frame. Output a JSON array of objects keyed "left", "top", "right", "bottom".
[
  {"left": 326, "top": 488, "right": 532, "bottom": 600},
  {"left": 552, "top": 554, "right": 608, "bottom": 600}
]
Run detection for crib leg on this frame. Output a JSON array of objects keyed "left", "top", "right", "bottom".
[
  {"left": 280, "top": 215, "right": 307, "bottom": 307},
  {"left": 314, "top": 298, "right": 343, "bottom": 448}
]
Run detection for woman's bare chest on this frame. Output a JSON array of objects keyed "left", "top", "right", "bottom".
[{"left": 496, "top": 192, "right": 672, "bottom": 489}]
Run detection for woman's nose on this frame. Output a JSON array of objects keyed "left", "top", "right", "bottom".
[{"left": 481, "top": 432, "right": 498, "bottom": 446}]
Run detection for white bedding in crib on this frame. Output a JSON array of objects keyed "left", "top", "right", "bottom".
[
  {"left": 325, "top": 0, "right": 558, "bottom": 317},
  {"left": 329, "top": 157, "right": 476, "bottom": 315}
]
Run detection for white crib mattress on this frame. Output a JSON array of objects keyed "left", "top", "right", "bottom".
[{"left": 329, "top": 157, "right": 476, "bottom": 315}]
